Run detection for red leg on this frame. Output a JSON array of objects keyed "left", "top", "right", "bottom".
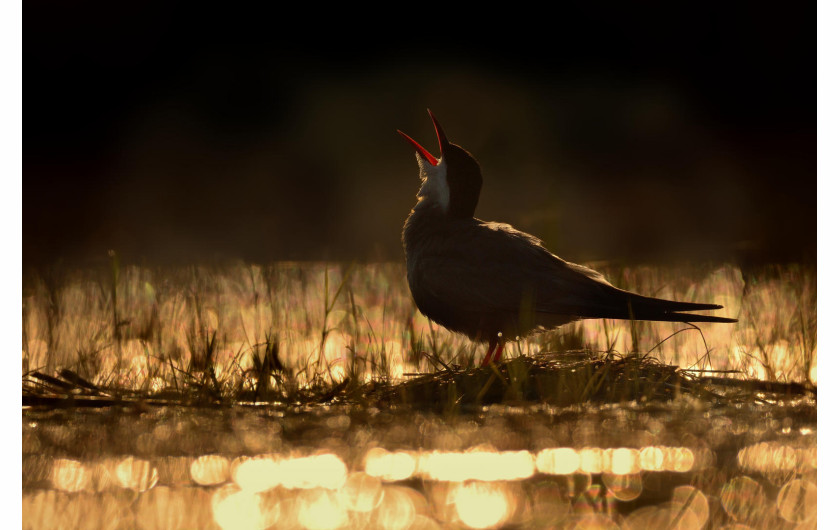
[
  {"left": 492, "top": 341, "right": 505, "bottom": 363},
  {"left": 481, "top": 341, "right": 496, "bottom": 366},
  {"left": 480, "top": 339, "right": 505, "bottom": 366}
]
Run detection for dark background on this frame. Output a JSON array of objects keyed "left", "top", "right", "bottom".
[{"left": 25, "top": 3, "right": 814, "bottom": 268}]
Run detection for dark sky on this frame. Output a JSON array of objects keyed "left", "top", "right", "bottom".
[{"left": 25, "top": 3, "right": 814, "bottom": 267}]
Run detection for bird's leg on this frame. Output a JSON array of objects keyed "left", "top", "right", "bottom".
[
  {"left": 492, "top": 340, "right": 506, "bottom": 363},
  {"left": 480, "top": 338, "right": 506, "bottom": 366},
  {"left": 480, "top": 338, "right": 498, "bottom": 366}
]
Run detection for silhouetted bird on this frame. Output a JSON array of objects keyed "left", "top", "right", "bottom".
[{"left": 400, "top": 110, "right": 737, "bottom": 366}]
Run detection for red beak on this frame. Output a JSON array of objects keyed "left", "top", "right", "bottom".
[{"left": 398, "top": 109, "right": 448, "bottom": 167}]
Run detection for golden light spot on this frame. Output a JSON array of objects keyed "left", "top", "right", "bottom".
[
  {"left": 535, "top": 448, "right": 579, "bottom": 475},
  {"left": 51, "top": 458, "right": 89, "bottom": 492},
  {"left": 453, "top": 482, "right": 509, "bottom": 529},
  {"left": 608, "top": 448, "right": 639, "bottom": 475},
  {"left": 667, "top": 447, "right": 695, "bottom": 472},
  {"left": 373, "top": 486, "right": 417, "bottom": 530},
  {"left": 212, "top": 487, "right": 276, "bottom": 530},
  {"left": 234, "top": 453, "right": 347, "bottom": 491},
  {"left": 602, "top": 473, "right": 643, "bottom": 501},
  {"left": 418, "top": 450, "right": 534, "bottom": 482},
  {"left": 578, "top": 448, "right": 604, "bottom": 474},
  {"left": 364, "top": 448, "right": 416, "bottom": 481},
  {"left": 639, "top": 447, "right": 664, "bottom": 471},
  {"left": 672, "top": 485, "right": 709, "bottom": 529},
  {"left": 803, "top": 447, "right": 817, "bottom": 470},
  {"left": 776, "top": 478, "right": 817, "bottom": 523},
  {"left": 772, "top": 444, "right": 798, "bottom": 472},
  {"left": 383, "top": 340, "right": 408, "bottom": 380},
  {"left": 116, "top": 457, "right": 158, "bottom": 492},
  {"left": 738, "top": 442, "right": 813, "bottom": 476},
  {"left": 297, "top": 489, "right": 348, "bottom": 530},
  {"left": 148, "top": 376, "right": 166, "bottom": 393},
  {"left": 322, "top": 333, "right": 351, "bottom": 382},
  {"left": 190, "top": 454, "right": 230, "bottom": 486},
  {"left": 340, "top": 472, "right": 384, "bottom": 512},
  {"left": 232, "top": 456, "right": 283, "bottom": 493},
  {"left": 720, "top": 475, "right": 766, "bottom": 522},
  {"left": 89, "top": 459, "right": 122, "bottom": 492},
  {"left": 281, "top": 453, "right": 347, "bottom": 490}
]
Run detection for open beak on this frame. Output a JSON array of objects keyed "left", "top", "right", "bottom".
[{"left": 398, "top": 109, "right": 448, "bottom": 167}]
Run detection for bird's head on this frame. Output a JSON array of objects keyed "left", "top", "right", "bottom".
[{"left": 399, "top": 110, "right": 483, "bottom": 218}]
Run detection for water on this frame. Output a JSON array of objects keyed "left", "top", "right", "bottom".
[{"left": 23, "top": 395, "right": 815, "bottom": 529}]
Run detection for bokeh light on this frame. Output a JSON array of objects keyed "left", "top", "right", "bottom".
[
  {"left": 418, "top": 449, "right": 534, "bottom": 482},
  {"left": 364, "top": 448, "right": 416, "bottom": 481},
  {"left": 536, "top": 448, "right": 580, "bottom": 475},
  {"left": 190, "top": 454, "right": 230, "bottom": 486},
  {"left": 607, "top": 448, "right": 639, "bottom": 475},
  {"left": 297, "top": 489, "right": 348, "bottom": 530},
  {"left": 453, "top": 482, "right": 510, "bottom": 529},
  {"left": 340, "top": 472, "right": 384, "bottom": 512},
  {"left": 116, "top": 457, "right": 158, "bottom": 492},
  {"left": 720, "top": 475, "right": 766, "bottom": 523},
  {"left": 373, "top": 486, "right": 417, "bottom": 530},
  {"left": 602, "top": 473, "right": 643, "bottom": 501},
  {"left": 776, "top": 478, "right": 817, "bottom": 524},
  {"left": 212, "top": 486, "right": 278, "bottom": 530},
  {"left": 671, "top": 485, "right": 709, "bottom": 530},
  {"left": 51, "top": 459, "right": 90, "bottom": 493}
]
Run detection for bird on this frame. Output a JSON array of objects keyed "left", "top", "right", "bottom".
[{"left": 399, "top": 109, "right": 737, "bottom": 366}]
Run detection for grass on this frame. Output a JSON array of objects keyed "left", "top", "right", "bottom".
[{"left": 22, "top": 259, "right": 816, "bottom": 409}]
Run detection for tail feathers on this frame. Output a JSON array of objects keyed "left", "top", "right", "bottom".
[
  {"left": 628, "top": 294, "right": 737, "bottom": 322},
  {"left": 573, "top": 292, "right": 738, "bottom": 324},
  {"left": 624, "top": 311, "right": 737, "bottom": 324}
]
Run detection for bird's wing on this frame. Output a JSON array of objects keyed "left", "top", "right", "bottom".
[
  {"left": 414, "top": 220, "right": 735, "bottom": 323},
  {"left": 414, "top": 221, "right": 616, "bottom": 317}
]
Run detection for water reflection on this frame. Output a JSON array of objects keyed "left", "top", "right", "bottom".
[
  {"left": 738, "top": 441, "right": 816, "bottom": 474},
  {"left": 23, "top": 379, "right": 815, "bottom": 529},
  {"left": 776, "top": 478, "right": 817, "bottom": 524},
  {"left": 213, "top": 486, "right": 278, "bottom": 530},
  {"left": 720, "top": 476, "right": 767, "bottom": 524},
  {"left": 51, "top": 458, "right": 89, "bottom": 492},
  {"left": 24, "top": 437, "right": 817, "bottom": 529},
  {"left": 297, "top": 489, "right": 348, "bottom": 530},
  {"left": 190, "top": 454, "right": 229, "bottom": 486},
  {"left": 372, "top": 486, "right": 417, "bottom": 530},
  {"left": 231, "top": 453, "right": 348, "bottom": 492},
  {"left": 452, "top": 482, "right": 510, "bottom": 528},
  {"left": 418, "top": 449, "right": 534, "bottom": 482},
  {"left": 364, "top": 448, "right": 416, "bottom": 482},
  {"left": 115, "top": 457, "right": 158, "bottom": 492}
]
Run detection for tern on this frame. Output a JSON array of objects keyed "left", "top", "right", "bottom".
[{"left": 399, "top": 110, "right": 736, "bottom": 366}]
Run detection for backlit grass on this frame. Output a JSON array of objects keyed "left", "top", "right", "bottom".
[{"left": 22, "top": 259, "right": 816, "bottom": 405}]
